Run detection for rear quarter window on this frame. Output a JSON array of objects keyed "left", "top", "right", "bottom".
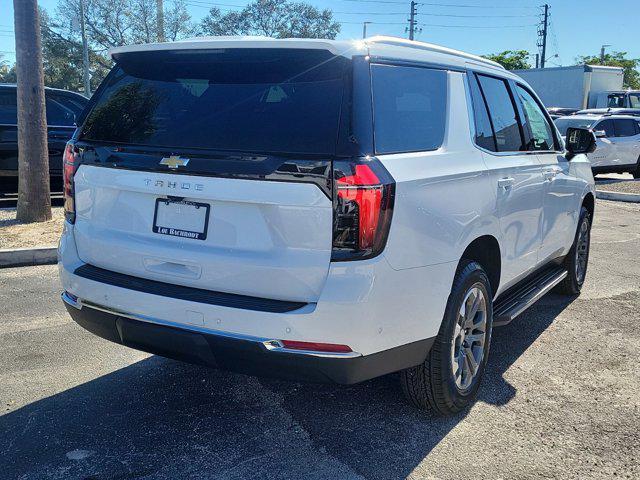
[{"left": 371, "top": 64, "right": 447, "bottom": 154}]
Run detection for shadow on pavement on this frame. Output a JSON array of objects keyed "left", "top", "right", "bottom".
[{"left": 0, "top": 295, "right": 574, "bottom": 479}]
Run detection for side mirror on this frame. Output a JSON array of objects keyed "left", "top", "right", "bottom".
[
  {"left": 565, "top": 127, "right": 596, "bottom": 160},
  {"left": 593, "top": 130, "right": 607, "bottom": 138}
]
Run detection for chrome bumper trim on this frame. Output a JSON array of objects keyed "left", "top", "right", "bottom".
[{"left": 61, "top": 291, "right": 361, "bottom": 359}]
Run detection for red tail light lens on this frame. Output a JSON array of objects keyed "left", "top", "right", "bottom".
[
  {"left": 63, "top": 142, "right": 79, "bottom": 223},
  {"left": 280, "top": 340, "right": 353, "bottom": 353},
  {"left": 332, "top": 158, "right": 395, "bottom": 261}
]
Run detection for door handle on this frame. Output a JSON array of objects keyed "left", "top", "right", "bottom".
[{"left": 498, "top": 177, "right": 515, "bottom": 189}]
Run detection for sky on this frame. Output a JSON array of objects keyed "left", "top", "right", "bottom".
[{"left": 1, "top": 0, "right": 639, "bottom": 68}]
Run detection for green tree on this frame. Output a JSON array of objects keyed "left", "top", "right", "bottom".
[
  {"left": 576, "top": 51, "right": 640, "bottom": 89},
  {"left": 200, "top": 0, "right": 340, "bottom": 39},
  {"left": 482, "top": 50, "right": 532, "bottom": 70},
  {"left": 0, "top": 54, "right": 17, "bottom": 83}
]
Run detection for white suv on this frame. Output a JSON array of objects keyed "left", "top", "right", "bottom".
[
  {"left": 555, "top": 114, "right": 640, "bottom": 177},
  {"left": 59, "top": 36, "right": 596, "bottom": 415}
]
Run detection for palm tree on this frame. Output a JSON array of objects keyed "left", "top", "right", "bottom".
[{"left": 13, "top": 0, "right": 51, "bottom": 222}]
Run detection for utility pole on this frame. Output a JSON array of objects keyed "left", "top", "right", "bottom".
[
  {"left": 535, "top": 53, "right": 539, "bottom": 69},
  {"left": 13, "top": 0, "right": 52, "bottom": 222},
  {"left": 600, "top": 44, "right": 611, "bottom": 64},
  {"left": 362, "top": 21, "right": 371, "bottom": 39},
  {"left": 156, "top": 0, "right": 165, "bottom": 42},
  {"left": 79, "top": 0, "right": 91, "bottom": 97},
  {"left": 539, "top": 4, "right": 549, "bottom": 68},
  {"left": 407, "top": 1, "right": 417, "bottom": 41}
]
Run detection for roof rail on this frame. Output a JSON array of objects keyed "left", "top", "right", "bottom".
[{"left": 365, "top": 35, "right": 504, "bottom": 69}]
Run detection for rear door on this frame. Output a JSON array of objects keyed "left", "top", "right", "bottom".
[
  {"left": 589, "top": 119, "right": 616, "bottom": 168},
  {"left": 71, "top": 48, "right": 350, "bottom": 303},
  {"left": 468, "top": 72, "right": 544, "bottom": 288},
  {"left": 611, "top": 118, "right": 640, "bottom": 167}
]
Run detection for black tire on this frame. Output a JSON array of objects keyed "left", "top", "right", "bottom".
[
  {"left": 400, "top": 260, "right": 493, "bottom": 416},
  {"left": 632, "top": 156, "right": 640, "bottom": 179},
  {"left": 555, "top": 206, "right": 591, "bottom": 295}
]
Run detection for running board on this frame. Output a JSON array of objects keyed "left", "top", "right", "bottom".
[{"left": 493, "top": 266, "right": 568, "bottom": 327}]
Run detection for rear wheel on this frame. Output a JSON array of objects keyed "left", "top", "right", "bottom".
[
  {"left": 556, "top": 206, "right": 591, "bottom": 295},
  {"left": 400, "top": 260, "right": 493, "bottom": 415}
]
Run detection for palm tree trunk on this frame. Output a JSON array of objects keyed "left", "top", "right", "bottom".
[{"left": 13, "top": 0, "right": 51, "bottom": 223}]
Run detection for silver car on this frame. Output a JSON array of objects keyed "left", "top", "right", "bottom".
[{"left": 555, "top": 114, "right": 640, "bottom": 177}]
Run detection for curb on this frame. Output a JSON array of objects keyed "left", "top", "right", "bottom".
[
  {"left": 595, "top": 189, "right": 640, "bottom": 203},
  {"left": 0, "top": 247, "right": 58, "bottom": 268}
]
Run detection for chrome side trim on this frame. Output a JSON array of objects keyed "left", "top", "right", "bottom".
[{"left": 61, "top": 292, "right": 362, "bottom": 359}]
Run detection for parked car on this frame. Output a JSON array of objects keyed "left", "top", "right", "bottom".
[
  {"left": 0, "top": 84, "right": 87, "bottom": 191},
  {"left": 547, "top": 107, "right": 579, "bottom": 117},
  {"left": 576, "top": 107, "right": 640, "bottom": 116},
  {"left": 59, "top": 36, "right": 596, "bottom": 416},
  {"left": 555, "top": 114, "right": 640, "bottom": 177}
]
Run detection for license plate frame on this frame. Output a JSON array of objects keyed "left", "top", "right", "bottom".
[{"left": 152, "top": 198, "right": 210, "bottom": 241}]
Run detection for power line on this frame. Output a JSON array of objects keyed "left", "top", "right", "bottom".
[{"left": 340, "top": 0, "right": 537, "bottom": 7}]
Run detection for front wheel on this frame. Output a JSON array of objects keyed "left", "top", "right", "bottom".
[
  {"left": 400, "top": 260, "right": 493, "bottom": 415},
  {"left": 556, "top": 206, "right": 591, "bottom": 295}
]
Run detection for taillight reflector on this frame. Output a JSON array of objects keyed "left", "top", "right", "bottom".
[{"left": 280, "top": 340, "right": 353, "bottom": 353}]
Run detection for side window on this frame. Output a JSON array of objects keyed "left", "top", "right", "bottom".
[
  {"left": 595, "top": 119, "right": 614, "bottom": 137},
  {"left": 468, "top": 74, "right": 496, "bottom": 151},
  {"left": 0, "top": 91, "right": 18, "bottom": 124},
  {"left": 515, "top": 84, "right": 556, "bottom": 151},
  {"left": 371, "top": 64, "right": 447, "bottom": 154},
  {"left": 476, "top": 74, "right": 524, "bottom": 152},
  {"left": 45, "top": 94, "right": 77, "bottom": 126},
  {"left": 613, "top": 119, "right": 637, "bottom": 137}
]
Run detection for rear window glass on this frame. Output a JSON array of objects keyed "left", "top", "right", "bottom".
[
  {"left": 80, "top": 49, "right": 348, "bottom": 155},
  {"left": 371, "top": 64, "right": 447, "bottom": 154},
  {"left": 614, "top": 119, "right": 637, "bottom": 137}
]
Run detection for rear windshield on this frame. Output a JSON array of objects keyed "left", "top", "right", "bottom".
[
  {"left": 80, "top": 49, "right": 349, "bottom": 155},
  {"left": 554, "top": 117, "right": 595, "bottom": 136}
]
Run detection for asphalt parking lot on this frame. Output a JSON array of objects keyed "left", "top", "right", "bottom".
[{"left": 1, "top": 199, "right": 639, "bottom": 480}]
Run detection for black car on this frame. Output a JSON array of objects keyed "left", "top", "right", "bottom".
[{"left": 0, "top": 84, "right": 88, "bottom": 191}]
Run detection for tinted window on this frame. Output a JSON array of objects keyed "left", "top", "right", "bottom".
[
  {"left": 81, "top": 49, "right": 348, "bottom": 155},
  {"left": 515, "top": 85, "right": 555, "bottom": 151},
  {"left": 629, "top": 94, "right": 640, "bottom": 109},
  {"left": 468, "top": 74, "right": 496, "bottom": 151},
  {"left": 595, "top": 119, "right": 614, "bottom": 137},
  {"left": 0, "top": 91, "right": 17, "bottom": 124},
  {"left": 371, "top": 64, "right": 447, "bottom": 154},
  {"left": 476, "top": 75, "right": 524, "bottom": 152},
  {"left": 607, "top": 94, "right": 625, "bottom": 108},
  {"left": 45, "top": 97, "right": 77, "bottom": 126},
  {"left": 614, "top": 119, "right": 637, "bottom": 137}
]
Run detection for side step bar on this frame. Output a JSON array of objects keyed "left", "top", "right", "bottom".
[{"left": 493, "top": 266, "right": 568, "bottom": 327}]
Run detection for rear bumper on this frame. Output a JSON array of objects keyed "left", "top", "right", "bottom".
[{"left": 62, "top": 292, "right": 434, "bottom": 384}]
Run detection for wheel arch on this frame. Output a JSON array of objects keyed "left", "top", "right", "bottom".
[
  {"left": 582, "top": 191, "right": 595, "bottom": 217},
  {"left": 459, "top": 235, "right": 501, "bottom": 299}
]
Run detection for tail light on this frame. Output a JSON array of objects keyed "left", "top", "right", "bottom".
[
  {"left": 332, "top": 157, "right": 395, "bottom": 261},
  {"left": 63, "top": 142, "right": 79, "bottom": 223}
]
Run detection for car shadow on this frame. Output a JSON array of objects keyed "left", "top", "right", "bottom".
[{"left": 0, "top": 294, "right": 575, "bottom": 480}]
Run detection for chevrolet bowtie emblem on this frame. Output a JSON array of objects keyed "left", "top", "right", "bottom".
[{"left": 160, "top": 155, "right": 190, "bottom": 169}]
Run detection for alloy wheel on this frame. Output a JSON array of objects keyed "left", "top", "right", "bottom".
[
  {"left": 451, "top": 285, "right": 488, "bottom": 391},
  {"left": 575, "top": 217, "right": 590, "bottom": 284}
]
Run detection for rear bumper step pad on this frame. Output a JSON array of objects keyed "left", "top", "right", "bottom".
[{"left": 74, "top": 264, "right": 307, "bottom": 314}]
